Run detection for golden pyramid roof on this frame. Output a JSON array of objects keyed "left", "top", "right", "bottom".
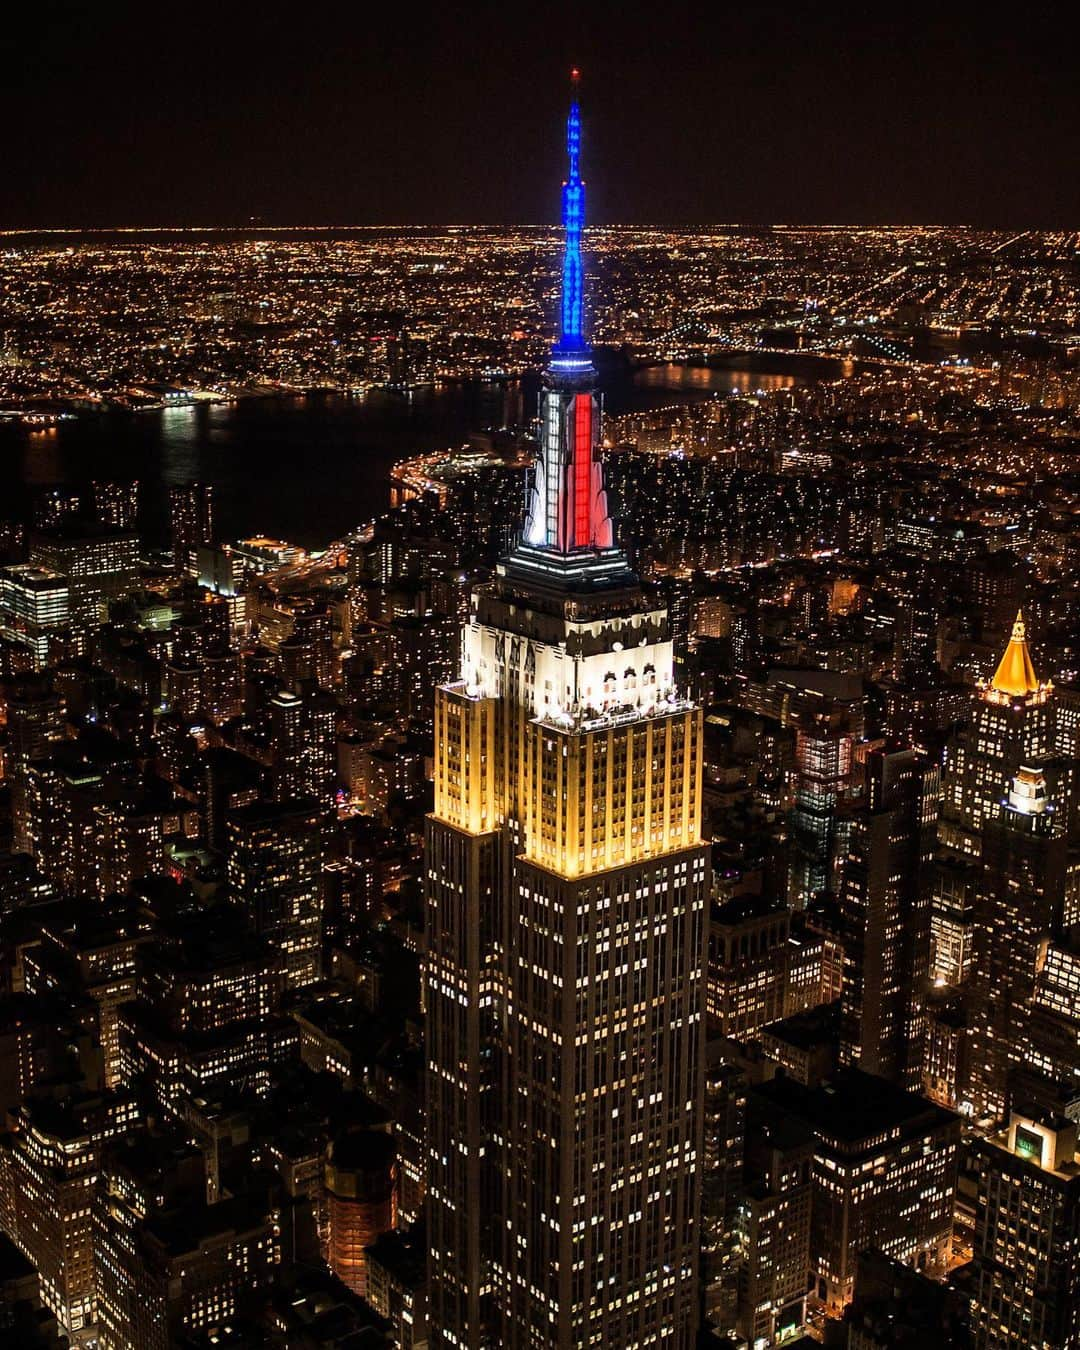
[{"left": 991, "top": 610, "right": 1041, "bottom": 698}]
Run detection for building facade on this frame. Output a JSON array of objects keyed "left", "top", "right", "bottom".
[
  {"left": 839, "top": 746, "right": 939, "bottom": 1086},
  {"left": 969, "top": 1110, "right": 1080, "bottom": 1349}
]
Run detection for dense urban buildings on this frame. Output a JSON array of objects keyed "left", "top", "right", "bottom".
[
  {"left": 3, "top": 226, "right": 1080, "bottom": 417},
  {"left": 0, "top": 69, "right": 1076, "bottom": 1350}
]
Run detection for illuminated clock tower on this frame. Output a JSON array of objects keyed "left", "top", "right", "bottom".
[{"left": 424, "top": 73, "right": 708, "bottom": 1349}]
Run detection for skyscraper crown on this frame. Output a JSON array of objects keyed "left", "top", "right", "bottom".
[
  {"left": 990, "top": 610, "right": 1043, "bottom": 699},
  {"left": 516, "top": 71, "right": 621, "bottom": 574}
]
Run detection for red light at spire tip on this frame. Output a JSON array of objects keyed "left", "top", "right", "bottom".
[{"left": 570, "top": 67, "right": 580, "bottom": 83}]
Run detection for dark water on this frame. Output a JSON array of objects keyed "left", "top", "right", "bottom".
[
  {"left": 0, "top": 385, "right": 524, "bottom": 550},
  {"left": 636, "top": 363, "right": 803, "bottom": 397},
  {"left": 0, "top": 357, "right": 831, "bottom": 550}
]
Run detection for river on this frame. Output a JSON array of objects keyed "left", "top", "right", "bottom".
[{"left": 0, "top": 356, "right": 837, "bottom": 550}]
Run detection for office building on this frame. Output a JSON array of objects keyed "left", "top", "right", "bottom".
[
  {"left": 2, "top": 674, "right": 66, "bottom": 854},
  {"left": 366, "top": 1224, "right": 428, "bottom": 1350},
  {"left": 425, "top": 78, "right": 708, "bottom": 1348},
  {"left": 117, "top": 908, "right": 295, "bottom": 1114},
  {"left": 28, "top": 524, "right": 138, "bottom": 633},
  {"left": 701, "top": 1053, "right": 746, "bottom": 1331},
  {"left": 0, "top": 1092, "right": 140, "bottom": 1339},
  {"left": 941, "top": 613, "right": 1055, "bottom": 856},
  {"left": 736, "top": 1091, "right": 814, "bottom": 1347},
  {"left": 1021, "top": 938, "right": 1080, "bottom": 1113},
  {"left": 839, "top": 746, "right": 938, "bottom": 1086},
  {"left": 969, "top": 1109, "right": 1080, "bottom": 1349},
  {"left": 967, "top": 764, "right": 1067, "bottom": 1123},
  {"left": 755, "top": 1069, "right": 959, "bottom": 1315},
  {"left": 169, "top": 482, "right": 214, "bottom": 575},
  {"left": 928, "top": 856, "right": 978, "bottom": 990},
  {"left": 227, "top": 798, "right": 325, "bottom": 986},
  {"left": 0, "top": 565, "right": 69, "bottom": 670},
  {"left": 98, "top": 1186, "right": 281, "bottom": 1349},
  {"left": 788, "top": 707, "right": 855, "bottom": 906},
  {"left": 707, "top": 894, "right": 789, "bottom": 1037},
  {"left": 91, "top": 482, "right": 139, "bottom": 531}
]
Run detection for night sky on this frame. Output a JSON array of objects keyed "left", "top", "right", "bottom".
[{"left": 4, "top": 1, "right": 1079, "bottom": 230}]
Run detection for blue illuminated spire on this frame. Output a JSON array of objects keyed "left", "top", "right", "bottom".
[
  {"left": 555, "top": 69, "right": 588, "bottom": 356},
  {"left": 520, "top": 71, "right": 617, "bottom": 561}
]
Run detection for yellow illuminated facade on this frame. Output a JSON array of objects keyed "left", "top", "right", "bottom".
[
  {"left": 434, "top": 609, "right": 702, "bottom": 878},
  {"left": 425, "top": 78, "right": 708, "bottom": 1350},
  {"left": 426, "top": 563, "right": 708, "bottom": 1349}
]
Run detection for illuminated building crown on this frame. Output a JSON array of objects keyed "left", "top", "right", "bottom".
[
  {"left": 989, "top": 609, "right": 1046, "bottom": 700},
  {"left": 518, "top": 71, "right": 620, "bottom": 575},
  {"left": 1006, "top": 763, "right": 1050, "bottom": 816}
]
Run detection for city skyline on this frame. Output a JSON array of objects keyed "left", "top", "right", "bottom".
[{"left": 0, "top": 25, "right": 1078, "bottom": 1350}]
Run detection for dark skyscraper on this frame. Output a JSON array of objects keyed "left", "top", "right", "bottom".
[
  {"left": 92, "top": 481, "right": 139, "bottom": 531},
  {"left": 967, "top": 764, "right": 1067, "bottom": 1125},
  {"left": 169, "top": 482, "right": 214, "bottom": 576},
  {"left": 226, "top": 798, "right": 325, "bottom": 988},
  {"left": 840, "top": 746, "right": 939, "bottom": 1087}
]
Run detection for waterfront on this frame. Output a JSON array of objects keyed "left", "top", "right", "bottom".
[
  {"left": 0, "top": 358, "right": 835, "bottom": 550},
  {"left": 0, "top": 385, "right": 519, "bottom": 550},
  {"left": 636, "top": 361, "right": 804, "bottom": 397}
]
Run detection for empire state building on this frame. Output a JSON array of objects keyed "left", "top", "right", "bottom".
[{"left": 425, "top": 74, "right": 708, "bottom": 1349}]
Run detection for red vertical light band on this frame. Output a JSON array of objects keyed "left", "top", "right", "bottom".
[{"left": 573, "top": 393, "right": 592, "bottom": 547}]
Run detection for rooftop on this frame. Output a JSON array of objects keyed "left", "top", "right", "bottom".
[
  {"left": 755, "top": 1066, "right": 957, "bottom": 1146},
  {"left": 761, "top": 999, "right": 841, "bottom": 1052},
  {"left": 0, "top": 563, "right": 67, "bottom": 587}
]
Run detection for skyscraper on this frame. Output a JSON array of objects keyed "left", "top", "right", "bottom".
[
  {"left": 3, "top": 674, "right": 66, "bottom": 854},
  {"left": 0, "top": 1090, "right": 141, "bottom": 1339},
  {"left": 227, "top": 798, "right": 325, "bottom": 987},
  {"left": 787, "top": 706, "right": 855, "bottom": 907},
  {"left": 169, "top": 483, "right": 214, "bottom": 576},
  {"left": 941, "top": 612, "right": 1054, "bottom": 856},
  {"left": 707, "top": 894, "right": 789, "bottom": 1037},
  {"left": 424, "top": 74, "right": 708, "bottom": 1348},
  {"left": 92, "top": 481, "right": 139, "bottom": 531},
  {"left": 967, "top": 763, "right": 1067, "bottom": 1124},
  {"left": 839, "top": 746, "right": 939, "bottom": 1087},
  {"left": 27, "top": 524, "right": 138, "bottom": 635},
  {"left": 0, "top": 565, "right": 69, "bottom": 670},
  {"left": 969, "top": 1109, "right": 1080, "bottom": 1349}
]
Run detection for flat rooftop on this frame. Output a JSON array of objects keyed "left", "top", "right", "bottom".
[{"left": 755, "top": 1066, "right": 957, "bottom": 1145}]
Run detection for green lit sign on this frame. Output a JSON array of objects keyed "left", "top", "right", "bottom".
[{"left": 1015, "top": 1126, "right": 1044, "bottom": 1165}]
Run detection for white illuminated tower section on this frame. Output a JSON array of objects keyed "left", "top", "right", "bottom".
[{"left": 425, "top": 73, "right": 708, "bottom": 1349}]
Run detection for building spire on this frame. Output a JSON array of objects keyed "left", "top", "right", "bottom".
[
  {"left": 518, "top": 71, "right": 618, "bottom": 565},
  {"left": 556, "top": 68, "right": 587, "bottom": 356},
  {"left": 990, "top": 609, "right": 1041, "bottom": 698}
]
